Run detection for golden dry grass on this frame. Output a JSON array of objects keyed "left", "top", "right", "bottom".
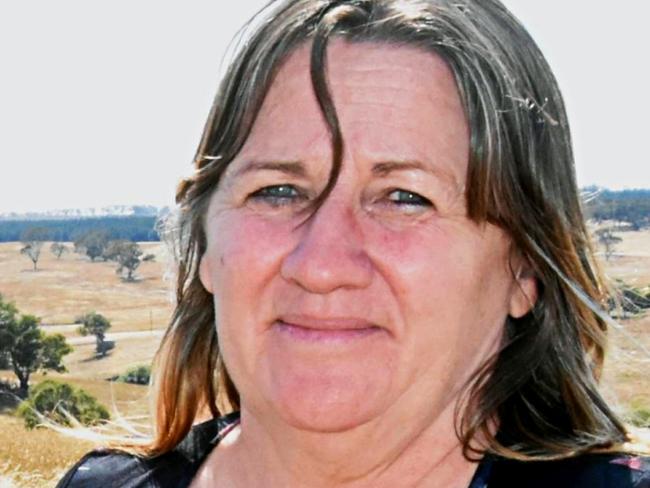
[
  {"left": 598, "top": 227, "right": 650, "bottom": 287},
  {"left": 0, "top": 242, "right": 173, "bottom": 332},
  {"left": 0, "top": 242, "right": 168, "bottom": 486},
  {"left": 0, "top": 415, "right": 94, "bottom": 488},
  {"left": 0, "top": 375, "right": 152, "bottom": 487},
  {"left": 62, "top": 338, "right": 161, "bottom": 381},
  {"left": 602, "top": 314, "right": 650, "bottom": 415},
  {"left": 595, "top": 229, "right": 650, "bottom": 416}
]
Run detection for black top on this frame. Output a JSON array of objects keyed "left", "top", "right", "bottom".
[{"left": 56, "top": 412, "right": 650, "bottom": 488}]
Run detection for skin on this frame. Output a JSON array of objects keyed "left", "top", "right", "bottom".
[{"left": 194, "top": 41, "right": 536, "bottom": 488}]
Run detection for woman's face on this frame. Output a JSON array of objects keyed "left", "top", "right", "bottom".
[{"left": 199, "top": 41, "right": 534, "bottom": 432}]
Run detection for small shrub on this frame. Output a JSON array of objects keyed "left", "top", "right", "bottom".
[
  {"left": 117, "top": 364, "right": 151, "bottom": 385},
  {"left": 628, "top": 406, "right": 650, "bottom": 428},
  {"left": 16, "top": 379, "right": 110, "bottom": 429}
]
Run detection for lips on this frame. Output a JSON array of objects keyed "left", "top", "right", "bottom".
[
  {"left": 278, "top": 314, "right": 377, "bottom": 331},
  {"left": 273, "top": 315, "right": 384, "bottom": 343}
]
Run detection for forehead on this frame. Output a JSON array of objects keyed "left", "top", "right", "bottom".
[{"left": 233, "top": 40, "right": 469, "bottom": 186}]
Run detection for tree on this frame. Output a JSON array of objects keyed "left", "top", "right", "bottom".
[
  {"left": 584, "top": 188, "right": 650, "bottom": 230},
  {"left": 595, "top": 227, "right": 622, "bottom": 260},
  {"left": 101, "top": 239, "right": 127, "bottom": 262},
  {"left": 0, "top": 295, "right": 72, "bottom": 395},
  {"left": 74, "top": 230, "right": 110, "bottom": 261},
  {"left": 50, "top": 242, "right": 69, "bottom": 259},
  {"left": 20, "top": 227, "right": 49, "bottom": 271},
  {"left": 104, "top": 240, "right": 154, "bottom": 281},
  {"left": 117, "top": 364, "right": 151, "bottom": 385},
  {"left": 76, "top": 312, "right": 112, "bottom": 357},
  {"left": 17, "top": 379, "right": 109, "bottom": 429}
]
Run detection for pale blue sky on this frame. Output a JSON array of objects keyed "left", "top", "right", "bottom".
[{"left": 0, "top": 1, "right": 648, "bottom": 214}]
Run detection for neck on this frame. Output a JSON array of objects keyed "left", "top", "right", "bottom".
[{"left": 211, "top": 401, "right": 482, "bottom": 488}]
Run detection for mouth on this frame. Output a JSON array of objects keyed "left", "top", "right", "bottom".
[{"left": 273, "top": 315, "right": 385, "bottom": 343}]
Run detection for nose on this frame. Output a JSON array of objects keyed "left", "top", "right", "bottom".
[{"left": 280, "top": 198, "right": 374, "bottom": 294}]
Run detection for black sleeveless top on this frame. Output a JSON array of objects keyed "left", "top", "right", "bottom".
[{"left": 56, "top": 412, "right": 650, "bottom": 487}]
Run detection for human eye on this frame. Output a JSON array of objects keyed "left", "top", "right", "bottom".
[
  {"left": 386, "top": 189, "right": 433, "bottom": 209},
  {"left": 248, "top": 184, "right": 307, "bottom": 207}
]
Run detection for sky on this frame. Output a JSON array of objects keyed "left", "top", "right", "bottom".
[{"left": 0, "top": 1, "right": 648, "bottom": 214}]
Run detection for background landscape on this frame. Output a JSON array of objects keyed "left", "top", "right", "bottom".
[{"left": 0, "top": 189, "right": 649, "bottom": 487}]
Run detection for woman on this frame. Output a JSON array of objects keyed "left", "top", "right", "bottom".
[{"left": 58, "top": 0, "right": 649, "bottom": 487}]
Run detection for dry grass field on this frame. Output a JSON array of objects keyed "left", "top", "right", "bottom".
[
  {"left": 0, "top": 242, "right": 169, "bottom": 486},
  {"left": 598, "top": 229, "right": 650, "bottom": 418},
  {"left": 0, "top": 242, "right": 173, "bottom": 333},
  {"left": 0, "top": 415, "right": 94, "bottom": 487},
  {"left": 0, "top": 230, "right": 648, "bottom": 487},
  {"left": 605, "top": 233, "right": 650, "bottom": 287}
]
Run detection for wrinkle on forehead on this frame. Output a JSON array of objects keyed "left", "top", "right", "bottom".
[
  {"left": 234, "top": 39, "right": 469, "bottom": 196},
  {"left": 272, "top": 39, "right": 462, "bottom": 107}
]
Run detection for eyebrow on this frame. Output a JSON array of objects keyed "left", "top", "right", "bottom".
[
  {"left": 372, "top": 160, "right": 431, "bottom": 176},
  {"left": 231, "top": 158, "right": 459, "bottom": 188},
  {"left": 232, "top": 160, "right": 307, "bottom": 178},
  {"left": 372, "top": 160, "right": 459, "bottom": 187}
]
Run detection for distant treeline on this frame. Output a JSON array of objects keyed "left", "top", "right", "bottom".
[
  {"left": 583, "top": 187, "right": 650, "bottom": 229},
  {"left": 0, "top": 217, "right": 160, "bottom": 243}
]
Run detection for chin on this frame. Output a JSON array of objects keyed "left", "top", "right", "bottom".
[{"left": 264, "top": 365, "right": 394, "bottom": 433}]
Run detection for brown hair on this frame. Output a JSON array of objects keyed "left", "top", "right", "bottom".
[{"left": 141, "top": 0, "right": 629, "bottom": 459}]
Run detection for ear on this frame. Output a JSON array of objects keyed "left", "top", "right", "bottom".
[
  {"left": 508, "top": 258, "right": 538, "bottom": 319},
  {"left": 199, "top": 255, "right": 214, "bottom": 294}
]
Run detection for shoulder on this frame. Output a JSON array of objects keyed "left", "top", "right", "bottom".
[
  {"left": 55, "top": 412, "right": 241, "bottom": 488},
  {"left": 54, "top": 448, "right": 194, "bottom": 488},
  {"left": 487, "top": 452, "right": 650, "bottom": 488}
]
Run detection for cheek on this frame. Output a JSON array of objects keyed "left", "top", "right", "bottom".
[
  {"left": 367, "top": 219, "right": 480, "bottom": 307},
  {"left": 396, "top": 228, "right": 510, "bottom": 402},
  {"left": 365, "top": 219, "right": 512, "bottom": 354},
  {"left": 208, "top": 212, "right": 293, "bottom": 291},
  {"left": 205, "top": 212, "right": 296, "bottom": 370}
]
